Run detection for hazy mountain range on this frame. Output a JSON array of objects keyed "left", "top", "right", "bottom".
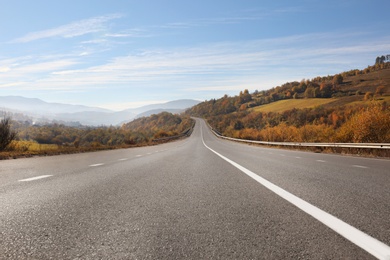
[{"left": 0, "top": 96, "right": 200, "bottom": 126}]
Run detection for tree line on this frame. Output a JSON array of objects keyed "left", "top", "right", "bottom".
[{"left": 375, "top": 54, "right": 390, "bottom": 65}]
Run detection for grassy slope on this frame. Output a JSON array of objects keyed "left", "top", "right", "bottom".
[
  {"left": 251, "top": 98, "right": 336, "bottom": 113},
  {"left": 342, "top": 68, "right": 390, "bottom": 93},
  {"left": 250, "top": 95, "right": 390, "bottom": 114}
]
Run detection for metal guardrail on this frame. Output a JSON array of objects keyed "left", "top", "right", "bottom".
[{"left": 209, "top": 128, "right": 390, "bottom": 150}]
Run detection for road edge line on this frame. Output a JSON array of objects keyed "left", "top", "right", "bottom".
[{"left": 201, "top": 126, "right": 390, "bottom": 260}]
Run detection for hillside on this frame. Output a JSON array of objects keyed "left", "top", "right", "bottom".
[
  {"left": 186, "top": 63, "right": 390, "bottom": 144},
  {"left": 2, "top": 111, "right": 194, "bottom": 159},
  {"left": 251, "top": 99, "right": 335, "bottom": 113},
  {"left": 122, "top": 112, "right": 193, "bottom": 139}
]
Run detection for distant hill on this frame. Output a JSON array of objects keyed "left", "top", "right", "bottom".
[
  {"left": 186, "top": 63, "right": 390, "bottom": 144},
  {"left": 0, "top": 96, "right": 110, "bottom": 114},
  {"left": 135, "top": 109, "right": 183, "bottom": 119},
  {"left": 0, "top": 96, "right": 200, "bottom": 126},
  {"left": 125, "top": 99, "right": 201, "bottom": 114}
]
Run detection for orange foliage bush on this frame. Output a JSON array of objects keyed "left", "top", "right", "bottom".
[
  {"left": 233, "top": 123, "right": 335, "bottom": 143},
  {"left": 337, "top": 103, "right": 390, "bottom": 143}
]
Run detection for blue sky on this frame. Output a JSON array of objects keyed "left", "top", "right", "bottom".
[{"left": 1, "top": 0, "right": 389, "bottom": 110}]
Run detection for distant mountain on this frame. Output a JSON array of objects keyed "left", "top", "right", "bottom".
[
  {"left": 0, "top": 96, "right": 110, "bottom": 114},
  {"left": 0, "top": 96, "right": 200, "bottom": 126},
  {"left": 125, "top": 99, "right": 201, "bottom": 114},
  {"left": 55, "top": 111, "right": 137, "bottom": 126}
]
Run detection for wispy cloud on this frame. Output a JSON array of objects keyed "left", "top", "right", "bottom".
[
  {"left": 0, "top": 67, "right": 10, "bottom": 72},
  {"left": 104, "top": 28, "right": 151, "bottom": 38},
  {"left": 12, "top": 14, "right": 123, "bottom": 43},
  {"left": 0, "top": 82, "right": 27, "bottom": 89},
  {"left": 158, "top": 6, "right": 305, "bottom": 29}
]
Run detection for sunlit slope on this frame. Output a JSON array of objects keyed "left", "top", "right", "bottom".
[{"left": 250, "top": 98, "right": 335, "bottom": 113}]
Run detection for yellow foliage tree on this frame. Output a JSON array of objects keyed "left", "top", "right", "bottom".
[{"left": 337, "top": 103, "right": 390, "bottom": 143}]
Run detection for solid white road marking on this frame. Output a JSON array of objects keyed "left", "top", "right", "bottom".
[
  {"left": 89, "top": 163, "right": 104, "bottom": 167},
  {"left": 18, "top": 175, "right": 53, "bottom": 182},
  {"left": 353, "top": 165, "right": 368, "bottom": 169},
  {"left": 201, "top": 127, "right": 390, "bottom": 260}
]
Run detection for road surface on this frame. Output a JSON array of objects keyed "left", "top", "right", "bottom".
[{"left": 1, "top": 118, "right": 389, "bottom": 259}]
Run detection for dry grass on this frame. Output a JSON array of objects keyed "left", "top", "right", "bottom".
[
  {"left": 251, "top": 98, "right": 336, "bottom": 113},
  {"left": 250, "top": 94, "right": 390, "bottom": 114},
  {"left": 12, "top": 141, "right": 59, "bottom": 152},
  {"left": 347, "top": 95, "right": 390, "bottom": 107},
  {"left": 342, "top": 68, "right": 390, "bottom": 94},
  {"left": 0, "top": 138, "right": 180, "bottom": 160}
]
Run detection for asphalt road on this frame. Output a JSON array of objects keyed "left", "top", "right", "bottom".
[{"left": 1, "top": 118, "right": 389, "bottom": 259}]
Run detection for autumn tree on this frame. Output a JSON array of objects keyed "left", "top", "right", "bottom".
[
  {"left": 319, "top": 82, "right": 332, "bottom": 98},
  {"left": 332, "top": 74, "right": 343, "bottom": 89},
  {"left": 364, "top": 92, "right": 373, "bottom": 101},
  {"left": 0, "top": 117, "right": 17, "bottom": 151},
  {"left": 375, "top": 86, "right": 385, "bottom": 96},
  {"left": 375, "top": 55, "right": 387, "bottom": 65},
  {"left": 304, "top": 87, "right": 315, "bottom": 98},
  {"left": 337, "top": 103, "right": 390, "bottom": 143},
  {"left": 237, "top": 89, "right": 252, "bottom": 105}
]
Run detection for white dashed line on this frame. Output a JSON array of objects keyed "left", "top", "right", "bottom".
[
  {"left": 353, "top": 165, "right": 368, "bottom": 169},
  {"left": 118, "top": 158, "right": 128, "bottom": 161},
  {"left": 18, "top": 175, "right": 53, "bottom": 182},
  {"left": 89, "top": 163, "right": 104, "bottom": 167},
  {"left": 316, "top": 160, "right": 326, "bottom": 163},
  {"left": 136, "top": 155, "right": 142, "bottom": 157},
  {"left": 296, "top": 157, "right": 301, "bottom": 159}
]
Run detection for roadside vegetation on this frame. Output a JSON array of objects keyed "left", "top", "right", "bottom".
[
  {"left": 0, "top": 112, "right": 193, "bottom": 160},
  {"left": 186, "top": 61, "right": 390, "bottom": 156},
  {"left": 0, "top": 117, "right": 17, "bottom": 152}
]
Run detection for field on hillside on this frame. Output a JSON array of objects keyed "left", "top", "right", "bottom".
[
  {"left": 342, "top": 68, "right": 390, "bottom": 93},
  {"left": 251, "top": 94, "right": 390, "bottom": 114},
  {"left": 251, "top": 98, "right": 336, "bottom": 113}
]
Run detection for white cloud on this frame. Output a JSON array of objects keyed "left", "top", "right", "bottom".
[
  {"left": 17, "top": 60, "right": 78, "bottom": 73},
  {"left": 12, "top": 13, "right": 122, "bottom": 43},
  {"left": 158, "top": 7, "right": 305, "bottom": 29},
  {"left": 0, "top": 67, "right": 10, "bottom": 72},
  {"left": 0, "top": 82, "right": 26, "bottom": 88},
  {"left": 104, "top": 28, "right": 149, "bottom": 38}
]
